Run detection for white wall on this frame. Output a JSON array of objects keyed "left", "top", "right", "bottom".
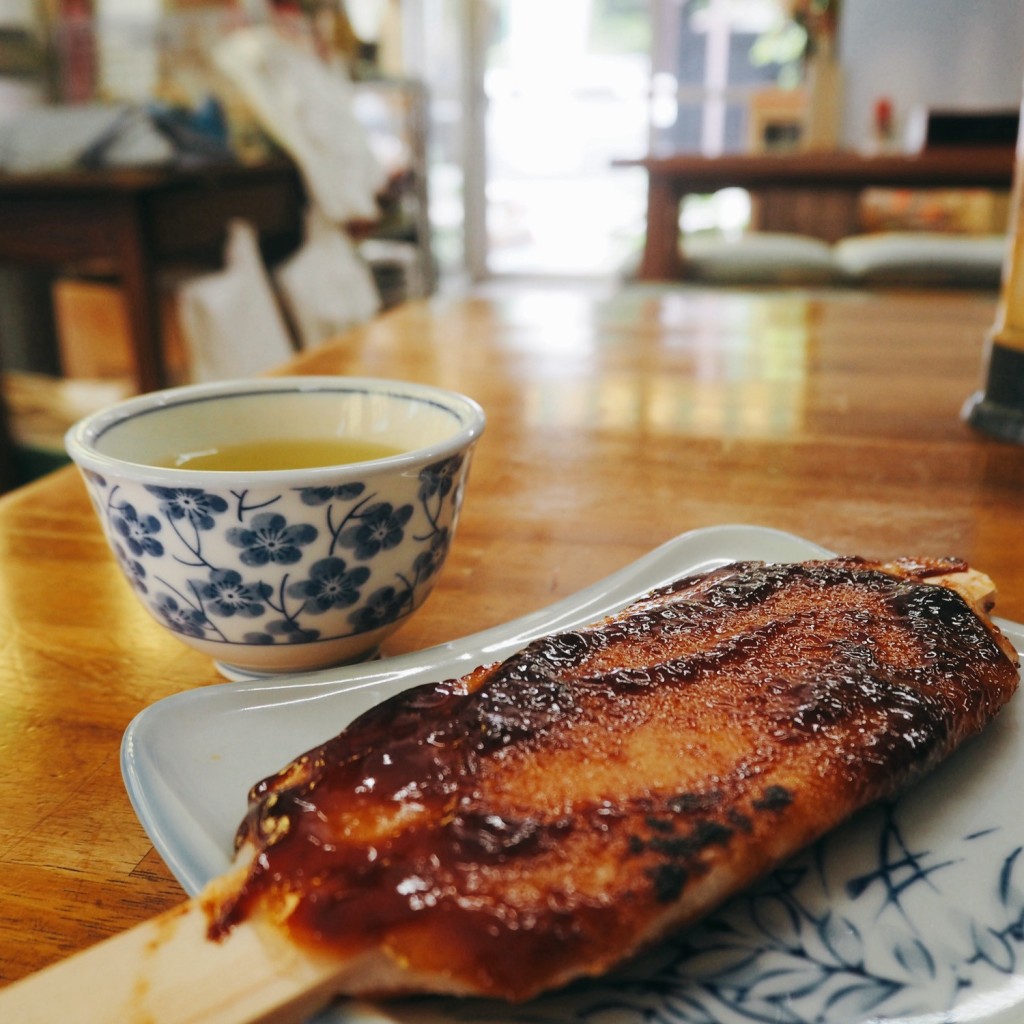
[{"left": 839, "top": 0, "right": 1024, "bottom": 149}]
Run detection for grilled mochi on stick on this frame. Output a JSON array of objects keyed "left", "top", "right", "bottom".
[{"left": 203, "top": 556, "right": 1020, "bottom": 1003}]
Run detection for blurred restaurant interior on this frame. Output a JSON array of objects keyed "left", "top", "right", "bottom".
[
  {"left": 0, "top": 0, "right": 1022, "bottom": 483},
  {"left": 10, "top": 4, "right": 1024, "bottom": 1014}
]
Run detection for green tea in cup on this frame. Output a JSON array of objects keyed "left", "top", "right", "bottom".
[{"left": 161, "top": 438, "right": 404, "bottom": 471}]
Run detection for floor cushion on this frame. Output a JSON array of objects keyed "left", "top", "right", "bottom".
[
  {"left": 681, "top": 232, "right": 841, "bottom": 285},
  {"left": 834, "top": 232, "right": 1007, "bottom": 288}
]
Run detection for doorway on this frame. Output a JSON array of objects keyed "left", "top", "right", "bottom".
[{"left": 406, "top": 0, "right": 783, "bottom": 282}]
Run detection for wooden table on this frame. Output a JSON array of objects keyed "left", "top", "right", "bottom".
[
  {"left": 3, "top": 282, "right": 1024, "bottom": 993},
  {"left": 0, "top": 161, "right": 306, "bottom": 392},
  {"left": 618, "top": 148, "right": 1017, "bottom": 280}
]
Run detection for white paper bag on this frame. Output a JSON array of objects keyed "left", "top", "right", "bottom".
[
  {"left": 177, "top": 220, "right": 295, "bottom": 382},
  {"left": 212, "top": 26, "right": 385, "bottom": 224},
  {"left": 275, "top": 206, "right": 381, "bottom": 348}
]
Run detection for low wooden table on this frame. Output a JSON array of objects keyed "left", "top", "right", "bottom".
[
  {"left": 0, "top": 161, "right": 306, "bottom": 392},
  {"left": 2, "top": 283, "right": 1024, "bottom": 994},
  {"left": 618, "top": 147, "right": 1017, "bottom": 280}
]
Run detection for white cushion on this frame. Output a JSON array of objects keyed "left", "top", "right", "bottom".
[
  {"left": 682, "top": 232, "right": 840, "bottom": 285},
  {"left": 834, "top": 232, "right": 1007, "bottom": 288}
]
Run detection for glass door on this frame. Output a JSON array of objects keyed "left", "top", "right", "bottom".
[
  {"left": 407, "top": 0, "right": 785, "bottom": 281},
  {"left": 479, "top": 0, "right": 652, "bottom": 277}
]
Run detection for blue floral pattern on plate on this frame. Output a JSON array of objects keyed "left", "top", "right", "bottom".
[{"left": 82, "top": 454, "right": 467, "bottom": 656}]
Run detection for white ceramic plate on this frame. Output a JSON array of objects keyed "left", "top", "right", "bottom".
[{"left": 122, "top": 524, "right": 1024, "bottom": 1024}]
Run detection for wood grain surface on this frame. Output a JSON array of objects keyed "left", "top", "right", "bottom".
[{"left": 2, "top": 282, "right": 1023, "bottom": 990}]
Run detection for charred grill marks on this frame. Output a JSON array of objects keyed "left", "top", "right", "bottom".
[{"left": 631, "top": 784, "right": 794, "bottom": 904}]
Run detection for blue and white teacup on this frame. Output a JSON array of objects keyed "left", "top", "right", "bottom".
[{"left": 65, "top": 376, "right": 485, "bottom": 677}]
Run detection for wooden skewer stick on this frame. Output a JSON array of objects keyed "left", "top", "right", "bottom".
[{"left": 0, "top": 897, "right": 350, "bottom": 1024}]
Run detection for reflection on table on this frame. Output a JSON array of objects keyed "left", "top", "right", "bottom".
[{"left": 3, "top": 282, "right": 1024, "bottom": 989}]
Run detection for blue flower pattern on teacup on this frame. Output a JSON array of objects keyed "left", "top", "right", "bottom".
[
  {"left": 154, "top": 593, "right": 208, "bottom": 638},
  {"left": 112, "top": 502, "right": 164, "bottom": 558},
  {"left": 113, "top": 542, "right": 148, "bottom": 595},
  {"left": 351, "top": 583, "right": 413, "bottom": 633},
  {"left": 195, "top": 569, "right": 267, "bottom": 618},
  {"left": 226, "top": 512, "right": 318, "bottom": 567},
  {"left": 287, "top": 557, "right": 371, "bottom": 614},
  {"left": 148, "top": 486, "right": 229, "bottom": 530},
  {"left": 87, "top": 453, "right": 467, "bottom": 655}
]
